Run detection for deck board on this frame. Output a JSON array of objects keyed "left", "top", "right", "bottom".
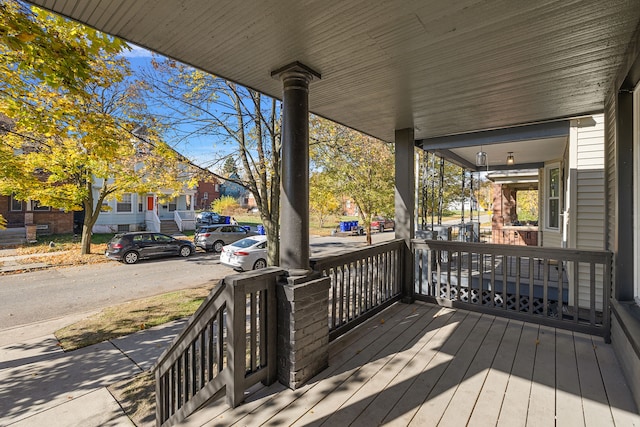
[
  {"left": 467, "top": 319, "right": 523, "bottom": 427},
  {"left": 184, "top": 302, "right": 640, "bottom": 427},
  {"left": 497, "top": 322, "right": 539, "bottom": 427},
  {"left": 574, "top": 332, "right": 615, "bottom": 427},
  {"left": 527, "top": 325, "right": 556, "bottom": 427},
  {"left": 437, "top": 316, "right": 508, "bottom": 426},
  {"left": 555, "top": 327, "right": 585, "bottom": 427}
]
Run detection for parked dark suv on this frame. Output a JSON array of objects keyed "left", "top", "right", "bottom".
[
  {"left": 195, "top": 211, "right": 230, "bottom": 227},
  {"left": 106, "top": 232, "right": 195, "bottom": 264}
]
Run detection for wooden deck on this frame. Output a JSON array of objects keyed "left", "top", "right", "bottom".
[{"left": 180, "top": 302, "right": 640, "bottom": 427}]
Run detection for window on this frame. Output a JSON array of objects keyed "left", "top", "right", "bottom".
[
  {"left": 10, "top": 195, "right": 22, "bottom": 212},
  {"left": 32, "top": 201, "right": 50, "bottom": 211},
  {"left": 117, "top": 193, "right": 132, "bottom": 212},
  {"left": 203, "top": 192, "right": 209, "bottom": 200},
  {"left": 545, "top": 163, "right": 561, "bottom": 230}
]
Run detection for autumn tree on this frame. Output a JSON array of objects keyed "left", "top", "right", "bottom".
[
  {"left": 310, "top": 118, "right": 395, "bottom": 245},
  {"left": 211, "top": 195, "right": 240, "bottom": 215},
  {"left": 0, "top": 1, "right": 189, "bottom": 254},
  {"left": 138, "top": 58, "right": 282, "bottom": 265},
  {"left": 309, "top": 172, "right": 341, "bottom": 228}
]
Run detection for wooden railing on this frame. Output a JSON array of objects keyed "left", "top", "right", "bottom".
[
  {"left": 153, "top": 268, "right": 282, "bottom": 427},
  {"left": 311, "top": 240, "right": 404, "bottom": 341},
  {"left": 412, "top": 239, "right": 612, "bottom": 339}
]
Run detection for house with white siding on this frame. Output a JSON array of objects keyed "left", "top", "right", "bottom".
[{"left": 92, "top": 188, "right": 196, "bottom": 234}]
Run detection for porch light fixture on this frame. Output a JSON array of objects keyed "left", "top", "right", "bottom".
[
  {"left": 506, "top": 152, "right": 515, "bottom": 165},
  {"left": 475, "top": 149, "right": 487, "bottom": 167}
]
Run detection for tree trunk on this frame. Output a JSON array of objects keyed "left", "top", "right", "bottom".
[
  {"left": 263, "top": 215, "right": 279, "bottom": 266},
  {"left": 80, "top": 209, "right": 94, "bottom": 255}
]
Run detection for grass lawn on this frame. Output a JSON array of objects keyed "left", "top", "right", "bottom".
[{"left": 55, "top": 286, "right": 213, "bottom": 351}]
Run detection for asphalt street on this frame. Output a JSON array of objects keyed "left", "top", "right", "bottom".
[{"left": 0, "top": 233, "right": 396, "bottom": 331}]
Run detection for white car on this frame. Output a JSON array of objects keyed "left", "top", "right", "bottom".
[{"left": 219, "top": 235, "right": 268, "bottom": 271}]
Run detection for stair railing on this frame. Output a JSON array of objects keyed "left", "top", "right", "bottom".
[{"left": 154, "top": 268, "right": 282, "bottom": 426}]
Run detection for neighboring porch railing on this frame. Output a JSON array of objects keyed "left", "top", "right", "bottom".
[
  {"left": 412, "top": 239, "right": 612, "bottom": 339},
  {"left": 145, "top": 210, "right": 161, "bottom": 233},
  {"left": 311, "top": 240, "right": 404, "bottom": 341},
  {"left": 153, "top": 268, "right": 281, "bottom": 427},
  {"left": 174, "top": 210, "right": 196, "bottom": 231}
]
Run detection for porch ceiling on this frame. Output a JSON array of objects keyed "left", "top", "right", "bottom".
[{"left": 29, "top": 0, "right": 640, "bottom": 143}]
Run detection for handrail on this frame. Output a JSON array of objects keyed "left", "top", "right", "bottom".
[
  {"left": 154, "top": 268, "right": 283, "bottom": 427},
  {"left": 412, "top": 239, "right": 612, "bottom": 339},
  {"left": 173, "top": 211, "right": 183, "bottom": 232},
  {"left": 311, "top": 239, "right": 404, "bottom": 341},
  {"left": 145, "top": 210, "right": 161, "bottom": 233}
]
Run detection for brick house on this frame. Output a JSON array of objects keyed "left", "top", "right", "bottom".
[
  {"left": 0, "top": 195, "right": 73, "bottom": 235},
  {"left": 195, "top": 179, "right": 221, "bottom": 210}
]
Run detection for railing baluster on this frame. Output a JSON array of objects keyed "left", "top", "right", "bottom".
[
  {"left": 515, "top": 256, "right": 521, "bottom": 312},
  {"left": 529, "top": 257, "right": 534, "bottom": 316},
  {"left": 557, "top": 259, "right": 564, "bottom": 320},
  {"left": 260, "top": 288, "right": 267, "bottom": 368},
  {"left": 191, "top": 340, "right": 197, "bottom": 398},
  {"left": 446, "top": 249, "right": 451, "bottom": 300},
  {"left": 543, "top": 259, "right": 549, "bottom": 317},
  {"left": 331, "top": 268, "right": 337, "bottom": 329},
  {"left": 489, "top": 253, "right": 495, "bottom": 307},
  {"left": 218, "top": 307, "right": 225, "bottom": 371},
  {"left": 426, "top": 248, "right": 431, "bottom": 297},
  {"left": 456, "top": 251, "right": 462, "bottom": 302},
  {"left": 574, "top": 262, "right": 579, "bottom": 323},
  {"left": 199, "top": 331, "right": 205, "bottom": 389},
  {"left": 347, "top": 262, "right": 352, "bottom": 320},
  {"left": 590, "top": 262, "right": 596, "bottom": 325},
  {"left": 467, "top": 250, "right": 472, "bottom": 304},
  {"left": 502, "top": 254, "right": 507, "bottom": 310},
  {"left": 250, "top": 291, "right": 257, "bottom": 372}
]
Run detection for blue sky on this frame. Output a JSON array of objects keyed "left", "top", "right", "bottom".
[{"left": 121, "top": 45, "right": 228, "bottom": 171}]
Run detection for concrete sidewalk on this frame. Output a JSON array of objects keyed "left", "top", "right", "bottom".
[
  {"left": 0, "top": 317, "right": 186, "bottom": 426},
  {"left": 0, "top": 249, "right": 69, "bottom": 273}
]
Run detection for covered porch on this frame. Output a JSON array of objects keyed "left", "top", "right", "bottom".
[
  {"left": 22, "top": 1, "right": 640, "bottom": 425},
  {"left": 164, "top": 302, "right": 638, "bottom": 427}
]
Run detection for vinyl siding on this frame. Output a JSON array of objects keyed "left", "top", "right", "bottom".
[{"left": 574, "top": 114, "right": 606, "bottom": 308}]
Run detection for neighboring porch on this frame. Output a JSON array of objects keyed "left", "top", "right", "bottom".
[{"left": 177, "top": 301, "right": 639, "bottom": 426}]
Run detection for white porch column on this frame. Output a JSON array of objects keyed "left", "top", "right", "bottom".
[{"left": 395, "top": 128, "right": 415, "bottom": 301}]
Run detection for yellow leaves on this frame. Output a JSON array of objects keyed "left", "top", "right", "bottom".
[{"left": 16, "top": 32, "right": 36, "bottom": 42}]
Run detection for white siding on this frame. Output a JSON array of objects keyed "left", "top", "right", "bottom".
[
  {"left": 573, "top": 114, "right": 606, "bottom": 308},
  {"left": 575, "top": 114, "right": 606, "bottom": 251}
]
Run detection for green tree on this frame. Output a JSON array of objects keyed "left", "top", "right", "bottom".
[
  {"left": 221, "top": 157, "right": 238, "bottom": 178},
  {"left": 139, "top": 59, "right": 281, "bottom": 265},
  {"left": 0, "top": 1, "right": 189, "bottom": 254},
  {"left": 310, "top": 117, "right": 395, "bottom": 245},
  {"left": 309, "top": 172, "right": 341, "bottom": 228}
]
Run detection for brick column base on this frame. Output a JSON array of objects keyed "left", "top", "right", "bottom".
[{"left": 277, "top": 273, "right": 330, "bottom": 389}]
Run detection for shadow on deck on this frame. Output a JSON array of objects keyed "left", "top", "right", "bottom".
[{"left": 180, "top": 301, "right": 639, "bottom": 426}]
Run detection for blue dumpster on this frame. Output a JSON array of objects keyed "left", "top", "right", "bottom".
[
  {"left": 339, "top": 221, "right": 348, "bottom": 232},
  {"left": 257, "top": 225, "right": 265, "bottom": 235},
  {"left": 242, "top": 226, "right": 251, "bottom": 232}
]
